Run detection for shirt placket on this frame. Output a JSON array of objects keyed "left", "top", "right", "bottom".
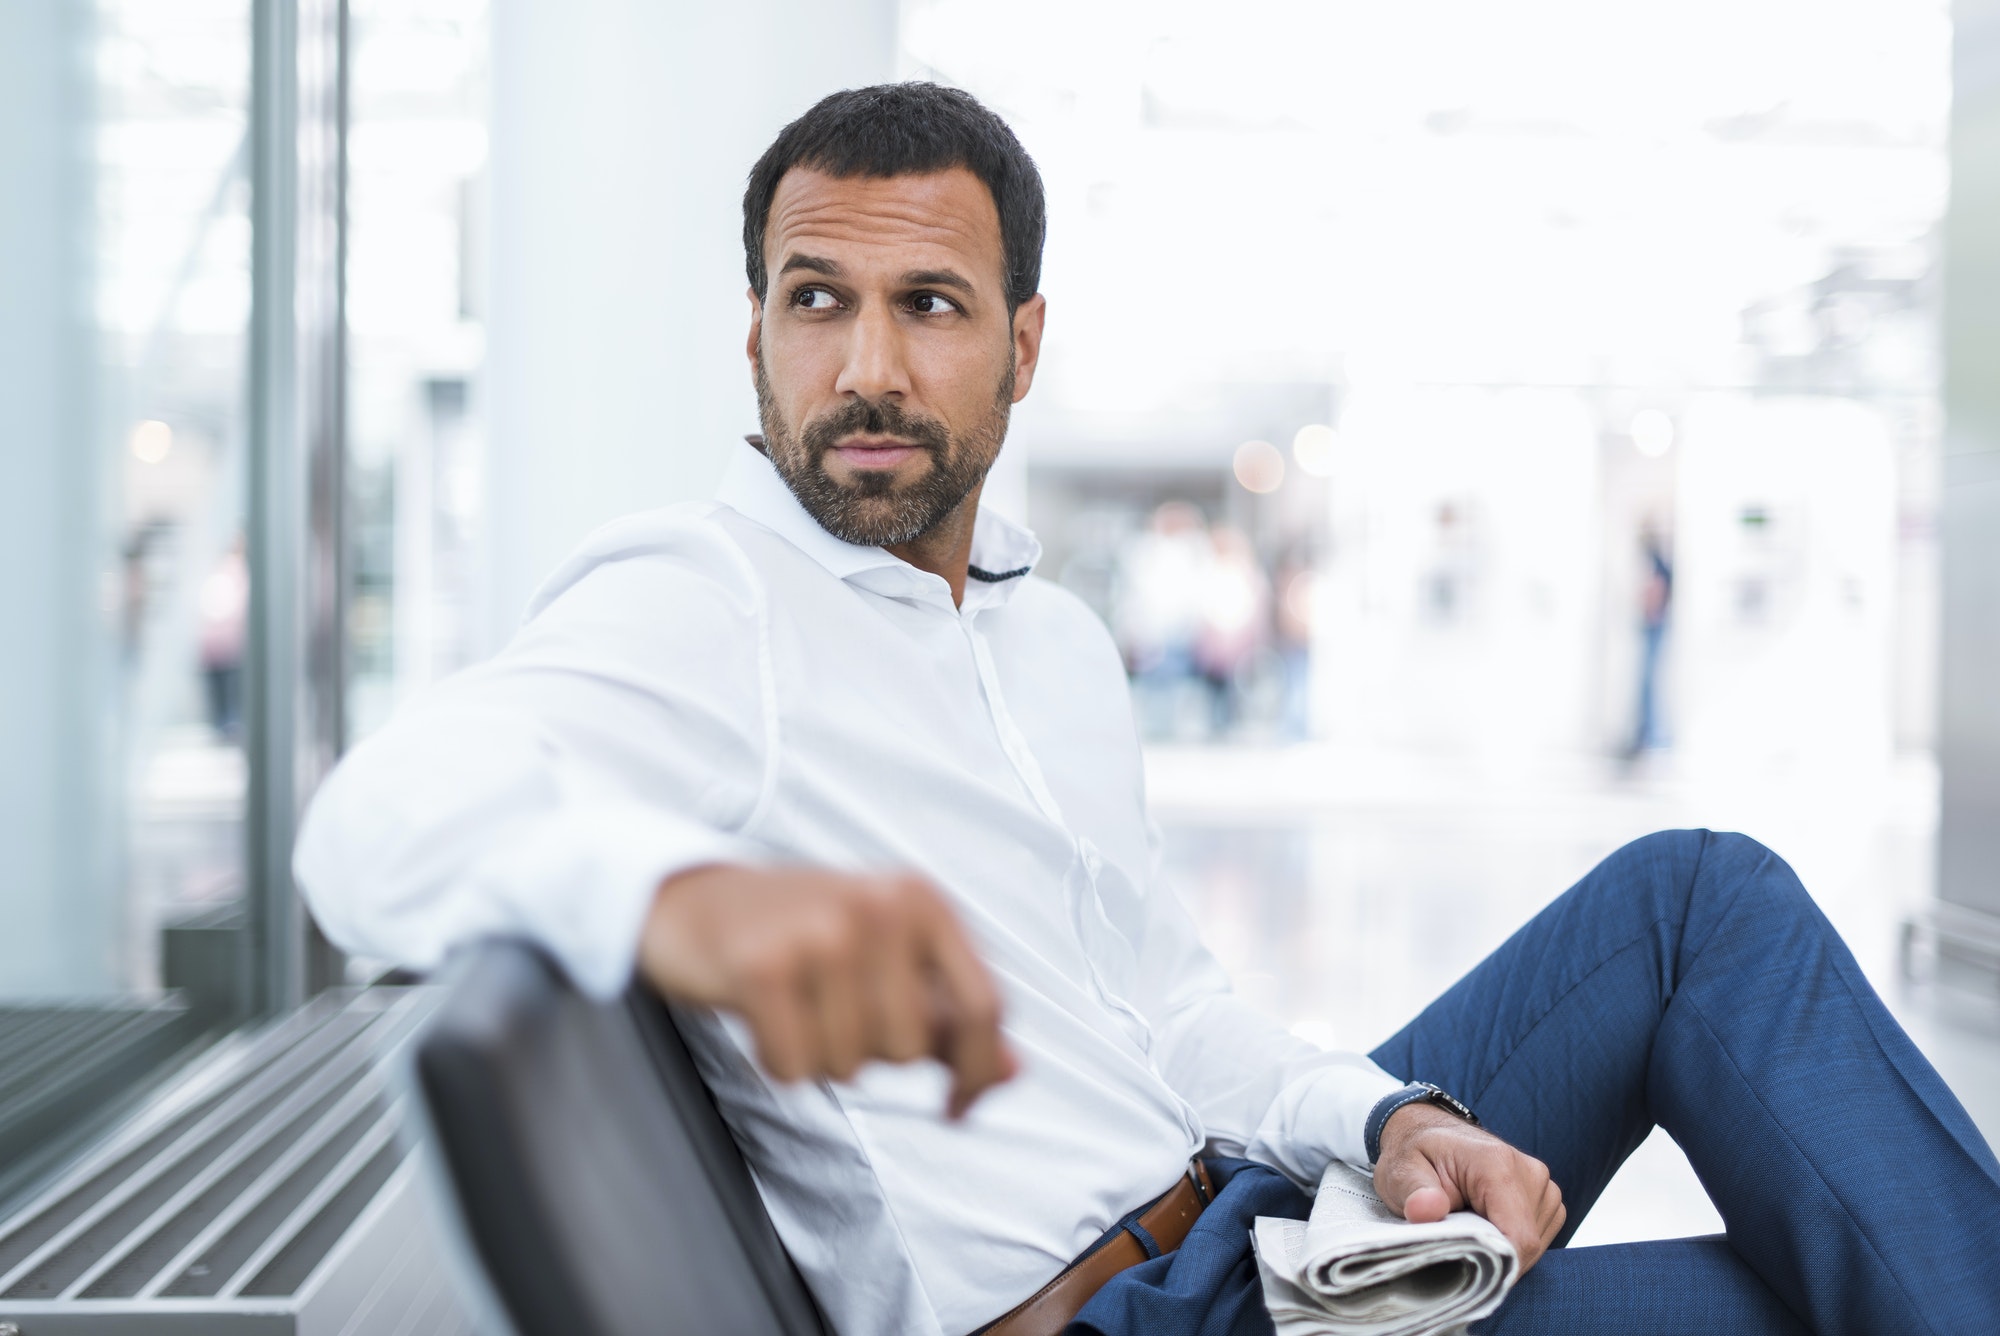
[
  {"left": 958, "top": 608, "right": 1160, "bottom": 1053},
  {"left": 948, "top": 586, "right": 1203, "bottom": 1145}
]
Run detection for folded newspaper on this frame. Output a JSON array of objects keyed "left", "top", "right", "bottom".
[{"left": 1251, "top": 1163, "right": 1520, "bottom": 1336}]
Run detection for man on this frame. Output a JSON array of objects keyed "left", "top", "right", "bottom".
[{"left": 296, "top": 84, "right": 1999, "bottom": 1335}]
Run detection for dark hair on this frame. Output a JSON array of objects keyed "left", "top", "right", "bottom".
[{"left": 743, "top": 83, "right": 1046, "bottom": 313}]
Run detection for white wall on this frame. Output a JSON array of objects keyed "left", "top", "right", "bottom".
[
  {"left": 483, "top": 0, "right": 899, "bottom": 646},
  {"left": 1940, "top": 0, "right": 2000, "bottom": 915}
]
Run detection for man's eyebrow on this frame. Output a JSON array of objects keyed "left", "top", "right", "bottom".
[
  {"left": 778, "top": 253, "right": 843, "bottom": 278},
  {"left": 902, "top": 268, "right": 976, "bottom": 296}
]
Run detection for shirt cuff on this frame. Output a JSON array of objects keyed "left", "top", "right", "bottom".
[{"left": 1242, "top": 1057, "right": 1408, "bottom": 1190}]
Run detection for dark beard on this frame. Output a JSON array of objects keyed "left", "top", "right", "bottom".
[{"left": 754, "top": 355, "right": 1014, "bottom": 548}]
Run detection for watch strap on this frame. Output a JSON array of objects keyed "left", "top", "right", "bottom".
[{"left": 1364, "top": 1081, "right": 1481, "bottom": 1165}]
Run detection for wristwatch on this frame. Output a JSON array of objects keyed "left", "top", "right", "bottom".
[{"left": 1364, "top": 1081, "right": 1481, "bottom": 1165}]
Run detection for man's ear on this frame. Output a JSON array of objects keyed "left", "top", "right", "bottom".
[
  {"left": 745, "top": 287, "right": 764, "bottom": 381},
  {"left": 1009, "top": 293, "right": 1047, "bottom": 404}
]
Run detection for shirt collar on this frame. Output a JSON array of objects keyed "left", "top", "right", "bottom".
[{"left": 715, "top": 440, "right": 1042, "bottom": 610}]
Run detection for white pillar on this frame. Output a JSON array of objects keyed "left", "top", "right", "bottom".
[
  {"left": 483, "top": 0, "right": 899, "bottom": 646},
  {"left": 0, "top": 0, "right": 119, "bottom": 997},
  {"left": 1939, "top": 0, "right": 2000, "bottom": 917}
]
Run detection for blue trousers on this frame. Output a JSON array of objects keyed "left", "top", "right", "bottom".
[{"left": 1070, "top": 831, "right": 2000, "bottom": 1335}]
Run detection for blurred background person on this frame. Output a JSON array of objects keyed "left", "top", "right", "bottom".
[
  {"left": 199, "top": 536, "right": 248, "bottom": 742},
  {"left": 1193, "top": 524, "right": 1270, "bottom": 735},
  {"left": 1627, "top": 518, "right": 1674, "bottom": 760},
  {"left": 1115, "top": 500, "right": 1212, "bottom": 737},
  {"left": 1274, "top": 557, "right": 1316, "bottom": 741}
]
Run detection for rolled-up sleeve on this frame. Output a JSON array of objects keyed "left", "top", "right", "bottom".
[{"left": 294, "top": 514, "right": 772, "bottom": 1001}]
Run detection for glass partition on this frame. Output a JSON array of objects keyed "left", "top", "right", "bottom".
[
  {"left": 105, "top": 0, "right": 259, "bottom": 998},
  {"left": 0, "top": 0, "right": 257, "bottom": 1197},
  {"left": 1, "top": 0, "right": 256, "bottom": 1001}
]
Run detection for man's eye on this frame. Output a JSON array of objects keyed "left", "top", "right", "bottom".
[
  {"left": 909, "top": 292, "right": 961, "bottom": 315},
  {"left": 793, "top": 287, "right": 841, "bottom": 311}
]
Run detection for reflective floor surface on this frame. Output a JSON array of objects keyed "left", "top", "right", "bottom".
[{"left": 1149, "top": 744, "right": 1998, "bottom": 1247}]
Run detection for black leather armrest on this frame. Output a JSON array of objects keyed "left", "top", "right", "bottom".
[{"left": 410, "top": 940, "right": 827, "bottom": 1336}]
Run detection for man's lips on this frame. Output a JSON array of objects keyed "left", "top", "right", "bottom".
[{"left": 828, "top": 436, "right": 926, "bottom": 470}]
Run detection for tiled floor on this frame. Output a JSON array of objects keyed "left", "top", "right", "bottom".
[{"left": 1147, "top": 744, "right": 1998, "bottom": 1247}]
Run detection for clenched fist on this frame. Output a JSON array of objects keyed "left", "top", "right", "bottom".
[
  {"left": 639, "top": 864, "right": 1017, "bottom": 1117},
  {"left": 1373, "top": 1102, "right": 1567, "bottom": 1274}
]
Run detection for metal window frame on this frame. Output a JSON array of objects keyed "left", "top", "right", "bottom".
[{"left": 247, "top": 0, "right": 349, "bottom": 1018}]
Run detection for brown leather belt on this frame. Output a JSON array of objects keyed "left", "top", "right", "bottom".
[{"left": 976, "top": 1161, "right": 1215, "bottom": 1336}]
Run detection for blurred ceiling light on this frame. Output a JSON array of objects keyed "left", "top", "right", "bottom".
[
  {"left": 1284, "top": 569, "right": 1316, "bottom": 630},
  {"left": 130, "top": 419, "right": 173, "bottom": 464},
  {"left": 1233, "top": 439, "right": 1285, "bottom": 493},
  {"left": 1631, "top": 408, "right": 1675, "bottom": 458},
  {"left": 1292, "top": 423, "right": 1338, "bottom": 477}
]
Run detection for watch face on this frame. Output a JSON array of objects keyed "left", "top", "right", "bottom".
[{"left": 1419, "top": 1083, "right": 1479, "bottom": 1125}]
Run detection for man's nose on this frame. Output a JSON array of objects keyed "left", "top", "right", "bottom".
[{"left": 834, "top": 302, "right": 912, "bottom": 402}]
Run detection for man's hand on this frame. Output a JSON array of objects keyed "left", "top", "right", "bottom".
[
  {"left": 638, "top": 864, "right": 1017, "bottom": 1118},
  {"left": 1372, "top": 1103, "right": 1566, "bottom": 1274}
]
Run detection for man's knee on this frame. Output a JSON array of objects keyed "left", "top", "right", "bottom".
[
  {"left": 1595, "top": 830, "right": 1809, "bottom": 927},
  {"left": 1611, "top": 829, "right": 1706, "bottom": 874},
  {"left": 1694, "top": 830, "right": 1806, "bottom": 904},
  {"left": 1592, "top": 830, "right": 1706, "bottom": 915},
  {"left": 1664, "top": 830, "right": 1826, "bottom": 957}
]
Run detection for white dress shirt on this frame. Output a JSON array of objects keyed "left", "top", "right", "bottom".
[{"left": 295, "top": 441, "right": 1404, "bottom": 1336}]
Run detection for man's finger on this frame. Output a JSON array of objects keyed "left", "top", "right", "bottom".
[
  {"left": 930, "top": 963, "right": 1013, "bottom": 1118},
  {"left": 1402, "top": 1186, "right": 1452, "bottom": 1224},
  {"left": 1470, "top": 1178, "right": 1547, "bottom": 1272},
  {"left": 806, "top": 943, "right": 866, "bottom": 1080},
  {"left": 1374, "top": 1148, "right": 1457, "bottom": 1222},
  {"left": 861, "top": 899, "right": 930, "bottom": 1064},
  {"left": 743, "top": 981, "right": 816, "bottom": 1083},
  {"left": 913, "top": 891, "right": 1013, "bottom": 1116},
  {"left": 1537, "top": 1179, "right": 1567, "bottom": 1248}
]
